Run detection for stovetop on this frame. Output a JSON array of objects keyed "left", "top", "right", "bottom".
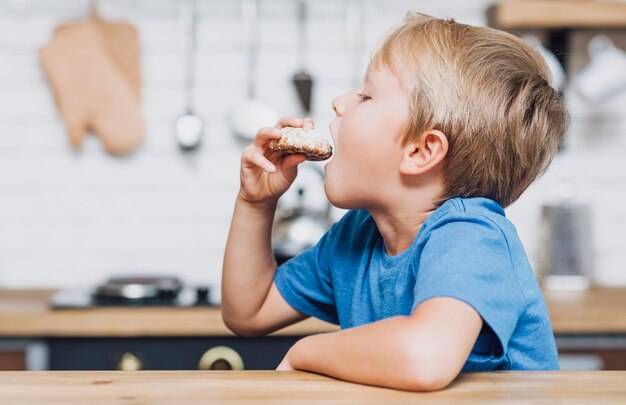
[{"left": 50, "top": 286, "right": 218, "bottom": 309}]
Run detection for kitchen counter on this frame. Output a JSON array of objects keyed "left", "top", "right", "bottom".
[
  {"left": 0, "top": 370, "right": 624, "bottom": 404},
  {"left": 2, "top": 287, "right": 626, "bottom": 337},
  {"left": 2, "top": 288, "right": 626, "bottom": 371},
  {"left": 489, "top": 0, "right": 626, "bottom": 29},
  {"left": 0, "top": 289, "right": 337, "bottom": 337},
  {"left": 545, "top": 287, "right": 626, "bottom": 334}
]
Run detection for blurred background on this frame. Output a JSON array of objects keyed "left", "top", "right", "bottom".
[
  {"left": 2, "top": 0, "right": 626, "bottom": 373},
  {"left": 0, "top": 0, "right": 625, "bottom": 290}
]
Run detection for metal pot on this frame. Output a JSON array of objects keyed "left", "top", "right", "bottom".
[
  {"left": 272, "top": 165, "right": 332, "bottom": 265},
  {"left": 538, "top": 187, "right": 594, "bottom": 290}
]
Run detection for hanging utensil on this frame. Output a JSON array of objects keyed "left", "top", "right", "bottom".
[
  {"left": 292, "top": 0, "right": 313, "bottom": 114},
  {"left": 230, "top": 0, "right": 278, "bottom": 141},
  {"left": 347, "top": 0, "right": 364, "bottom": 89},
  {"left": 175, "top": 0, "right": 204, "bottom": 151}
]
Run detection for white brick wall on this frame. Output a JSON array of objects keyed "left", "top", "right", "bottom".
[{"left": 1, "top": 0, "right": 625, "bottom": 291}]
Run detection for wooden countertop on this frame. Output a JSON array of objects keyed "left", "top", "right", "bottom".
[
  {"left": 1, "top": 287, "right": 626, "bottom": 337},
  {"left": 489, "top": 0, "right": 626, "bottom": 29},
  {"left": 0, "top": 370, "right": 624, "bottom": 404},
  {"left": 543, "top": 286, "right": 626, "bottom": 334},
  {"left": 0, "top": 289, "right": 337, "bottom": 337}
]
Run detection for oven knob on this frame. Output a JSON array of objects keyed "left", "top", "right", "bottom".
[
  {"left": 198, "top": 346, "right": 244, "bottom": 370},
  {"left": 117, "top": 353, "right": 143, "bottom": 371}
]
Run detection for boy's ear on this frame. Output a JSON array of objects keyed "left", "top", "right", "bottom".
[{"left": 399, "top": 129, "right": 449, "bottom": 175}]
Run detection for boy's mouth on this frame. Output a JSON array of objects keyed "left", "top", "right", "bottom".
[{"left": 325, "top": 124, "right": 336, "bottom": 168}]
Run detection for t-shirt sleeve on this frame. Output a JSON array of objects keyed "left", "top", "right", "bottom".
[
  {"left": 274, "top": 225, "right": 338, "bottom": 325},
  {"left": 412, "top": 215, "right": 525, "bottom": 369}
]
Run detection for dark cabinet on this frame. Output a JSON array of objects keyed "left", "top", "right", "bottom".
[{"left": 48, "top": 336, "right": 300, "bottom": 371}]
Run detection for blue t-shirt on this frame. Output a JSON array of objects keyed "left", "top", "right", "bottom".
[{"left": 274, "top": 197, "right": 559, "bottom": 371}]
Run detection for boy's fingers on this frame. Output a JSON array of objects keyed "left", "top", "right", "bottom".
[
  {"left": 242, "top": 146, "right": 276, "bottom": 173},
  {"left": 282, "top": 153, "right": 307, "bottom": 170},
  {"left": 276, "top": 116, "right": 304, "bottom": 129},
  {"left": 303, "top": 117, "right": 315, "bottom": 128},
  {"left": 253, "top": 127, "right": 282, "bottom": 147},
  {"left": 265, "top": 149, "right": 281, "bottom": 161}
]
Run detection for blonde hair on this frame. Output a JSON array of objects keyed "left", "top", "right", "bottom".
[{"left": 373, "top": 13, "right": 569, "bottom": 208}]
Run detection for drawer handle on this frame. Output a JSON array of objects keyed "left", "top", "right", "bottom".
[
  {"left": 198, "top": 346, "right": 244, "bottom": 370},
  {"left": 117, "top": 353, "right": 143, "bottom": 371}
]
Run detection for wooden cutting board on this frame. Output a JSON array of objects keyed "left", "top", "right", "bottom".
[{"left": 39, "top": 10, "right": 143, "bottom": 155}]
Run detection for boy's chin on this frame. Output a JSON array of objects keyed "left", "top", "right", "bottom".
[{"left": 324, "top": 183, "right": 357, "bottom": 210}]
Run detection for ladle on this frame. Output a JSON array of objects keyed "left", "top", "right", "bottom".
[
  {"left": 175, "top": 0, "right": 204, "bottom": 151},
  {"left": 230, "top": 0, "right": 278, "bottom": 141}
]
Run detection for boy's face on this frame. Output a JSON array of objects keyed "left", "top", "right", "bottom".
[{"left": 325, "top": 63, "right": 410, "bottom": 209}]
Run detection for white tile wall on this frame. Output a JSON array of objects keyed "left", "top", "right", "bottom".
[{"left": 0, "top": 0, "right": 625, "bottom": 290}]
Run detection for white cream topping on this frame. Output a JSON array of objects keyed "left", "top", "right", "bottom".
[{"left": 280, "top": 127, "right": 331, "bottom": 153}]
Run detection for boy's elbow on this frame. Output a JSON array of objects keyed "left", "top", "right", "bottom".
[
  {"left": 400, "top": 369, "right": 453, "bottom": 392},
  {"left": 224, "top": 322, "right": 264, "bottom": 338},
  {"left": 221, "top": 312, "right": 267, "bottom": 338},
  {"left": 398, "top": 347, "right": 459, "bottom": 392}
]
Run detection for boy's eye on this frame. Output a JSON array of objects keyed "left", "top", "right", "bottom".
[{"left": 356, "top": 92, "right": 371, "bottom": 102}]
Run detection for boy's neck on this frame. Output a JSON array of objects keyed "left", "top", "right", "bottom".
[
  {"left": 368, "top": 162, "right": 445, "bottom": 256},
  {"left": 370, "top": 202, "right": 436, "bottom": 256}
]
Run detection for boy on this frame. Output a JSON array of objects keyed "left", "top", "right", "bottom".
[{"left": 222, "top": 13, "right": 568, "bottom": 391}]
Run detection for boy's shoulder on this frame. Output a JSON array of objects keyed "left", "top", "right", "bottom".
[
  {"left": 418, "top": 197, "right": 522, "bottom": 268},
  {"left": 332, "top": 198, "right": 510, "bottom": 242},
  {"left": 423, "top": 197, "right": 513, "bottom": 238},
  {"left": 429, "top": 197, "right": 506, "bottom": 222},
  {"left": 326, "top": 198, "right": 515, "bottom": 260}
]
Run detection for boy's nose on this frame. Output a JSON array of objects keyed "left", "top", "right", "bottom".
[{"left": 332, "top": 95, "right": 346, "bottom": 116}]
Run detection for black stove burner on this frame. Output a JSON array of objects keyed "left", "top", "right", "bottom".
[
  {"left": 91, "top": 295, "right": 180, "bottom": 307},
  {"left": 50, "top": 280, "right": 215, "bottom": 309},
  {"left": 93, "top": 276, "right": 183, "bottom": 301}
]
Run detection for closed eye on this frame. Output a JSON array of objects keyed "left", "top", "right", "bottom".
[{"left": 356, "top": 92, "right": 371, "bottom": 102}]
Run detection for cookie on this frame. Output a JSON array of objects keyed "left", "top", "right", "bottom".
[{"left": 269, "top": 127, "right": 333, "bottom": 161}]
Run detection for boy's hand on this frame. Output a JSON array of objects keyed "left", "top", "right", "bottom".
[{"left": 239, "top": 117, "right": 312, "bottom": 205}]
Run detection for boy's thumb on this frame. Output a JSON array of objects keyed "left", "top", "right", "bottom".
[{"left": 282, "top": 154, "right": 307, "bottom": 170}]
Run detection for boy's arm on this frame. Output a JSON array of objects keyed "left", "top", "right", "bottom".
[
  {"left": 222, "top": 117, "right": 311, "bottom": 337},
  {"left": 279, "top": 297, "right": 482, "bottom": 391},
  {"left": 221, "top": 195, "right": 308, "bottom": 336}
]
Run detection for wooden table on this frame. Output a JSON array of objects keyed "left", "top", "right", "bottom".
[{"left": 0, "top": 370, "right": 624, "bottom": 404}]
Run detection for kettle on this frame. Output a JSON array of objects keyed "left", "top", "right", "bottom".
[
  {"left": 272, "top": 165, "right": 333, "bottom": 265},
  {"left": 538, "top": 182, "right": 594, "bottom": 290}
]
